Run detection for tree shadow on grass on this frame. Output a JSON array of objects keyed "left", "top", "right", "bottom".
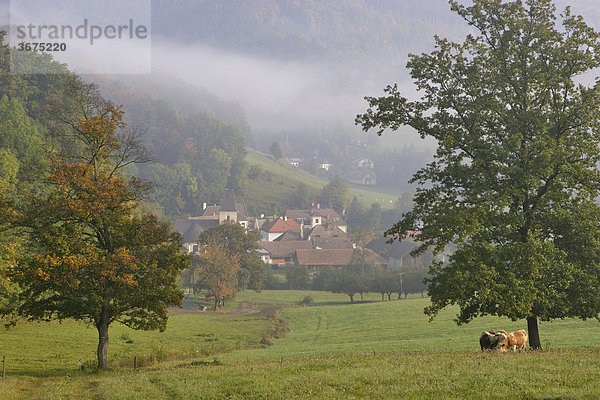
[{"left": 311, "top": 300, "right": 378, "bottom": 306}]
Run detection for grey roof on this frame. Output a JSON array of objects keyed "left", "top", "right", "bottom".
[
  {"left": 366, "top": 238, "right": 419, "bottom": 259},
  {"left": 221, "top": 189, "right": 236, "bottom": 211},
  {"left": 235, "top": 203, "right": 248, "bottom": 220},
  {"left": 286, "top": 208, "right": 344, "bottom": 223},
  {"left": 273, "top": 230, "right": 303, "bottom": 241},
  {"left": 175, "top": 218, "right": 219, "bottom": 244},
  {"left": 306, "top": 224, "right": 347, "bottom": 239},
  {"left": 202, "top": 205, "right": 220, "bottom": 216},
  {"left": 311, "top": 237, "right": 353, "bottom": 249},
  {"left": 201, "top": 201, "right": 247, "bottom": 221}
]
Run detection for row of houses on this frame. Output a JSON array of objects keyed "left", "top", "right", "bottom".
[{"left": 176, "top": 189, "right": 431, "bottom": 271}]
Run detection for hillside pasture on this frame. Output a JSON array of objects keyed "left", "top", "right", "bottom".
[
  {"left": 244, "top": 149, "right": 400, "bottom": 210},
  {"left": 229, "top": 291, "right": 600, "bottom": 362},
  {"left": 2, "top": 290, "right": 600, "bottom": 399}
]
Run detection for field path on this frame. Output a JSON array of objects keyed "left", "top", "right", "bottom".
[{"left": 168, "top": 301, "right": 255, "bottom": 315}]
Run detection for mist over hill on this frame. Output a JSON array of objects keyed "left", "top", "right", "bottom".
[{"left": 147, "top": 0, "right": 599, "bottom": 150}]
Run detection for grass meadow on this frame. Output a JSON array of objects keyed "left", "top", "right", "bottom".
[{"left": 2, "top": 290, "right": 600, "bottom": 399}]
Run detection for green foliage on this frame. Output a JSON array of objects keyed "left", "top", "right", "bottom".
[
  {"left": 247, "top": 164, "right": 264, "bottom": 180},
  {"left": 270, "top": 141, "right": 283, "bottom": 159},
  {"left": 285, "top": 265, "right": 311, "bottom": 290},
  {"left": 357, "top": 0, "right": 600, "bottom": 348},
  {"left": 329, "top": 255, "right": 382, "bottom": 302},
  {"left": 310, "top": 266, "right": 336, "bottom": 291},
  {"left": 0, "top": 96, "right": 47, "bottom": 187},
  {"left": 346, "top": 196, "right": 364, "bottom": 227},
  {"left": 320, "top": 175, "right": 349, "bottom": 213},
  {"left": 299, "top": 295, "right": 314, "bottom": 306}
]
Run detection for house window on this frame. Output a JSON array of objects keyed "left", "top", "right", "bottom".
[
  {"left": 192, "top": 244, "right": 198, "bottom": 253},
  {"left": 315, "top": 218, "right": 320, "bottom": 224}
]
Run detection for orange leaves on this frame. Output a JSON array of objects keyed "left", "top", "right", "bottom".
[
  {"left": 47, "top": 161, "right": 134, "bottom": 219},
  {"left": 77, "top": 107, "right": 125, "bottom": 159},
  {"left": 195, "top": 242, "right": 240, "bottom": 303},
  {"left": 98, "top": 247, "right": 139, "bottom": 288}
]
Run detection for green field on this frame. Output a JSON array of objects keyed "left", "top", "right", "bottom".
[
  {"left": 2, "top": 291, "right": 600, "bottom": 399},
  {"left": 244, "top": 149, "right": 400, "bottom": 210}
]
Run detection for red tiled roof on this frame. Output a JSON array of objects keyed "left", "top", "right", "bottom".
[{"left": 261, "top": 217, "right": 301, "bottom": 233}]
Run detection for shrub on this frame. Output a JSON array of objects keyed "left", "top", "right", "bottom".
[{"left": 299, "top": 296, "right": 313, "bottom": 306}]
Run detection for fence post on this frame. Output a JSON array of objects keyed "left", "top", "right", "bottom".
[
  {"left": 3, "top": 356, "right": 5, "bottom": 380},
  {"left": 134, "top": 356, "right": 137, "bottom": 370}
]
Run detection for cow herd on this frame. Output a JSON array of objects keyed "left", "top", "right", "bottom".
[{"left": 479, "top": 329, "right": 528, "bottom": 352}]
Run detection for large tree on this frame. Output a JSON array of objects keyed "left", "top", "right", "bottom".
[
  {"left": 356, "top": 0, "right": 600, "bottom": 349},
  {"left": 198, "top": 222, "right": 266, "bottom": 291},
  {"left": 193, "top": 242, "right": 240, "bottom": 311},
  {"left": 7, "top": 86, "right": 189, "bottom": 369},
  {"left": 321, "top": 175, "right": 349, "bottom": 213}
]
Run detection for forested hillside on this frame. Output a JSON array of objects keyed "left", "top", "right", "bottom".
[
  {"left": 152, "top": 0, "right": 597, "bottom": 63},
  {"left": 152, "top": 0, "right": 466, "bottom": 68},
  {"left": 93, "top": 78, "right": 250, "bottom": 216}
]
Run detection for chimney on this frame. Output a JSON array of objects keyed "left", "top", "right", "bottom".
[
  {"left": 300, "top": 221, "right": 304, "bottom": 239},
  {"left": 260, "top": 213, "right": 264, "bottom": 218},
  {"left": 202, "top": 202, "right": 207, "bottom": 211},
  {"left": 317, "top": 203, "right": 320, "bottom": 209},
  {"left": 283, "top": 216, "right": 288, "bottom": 222}
]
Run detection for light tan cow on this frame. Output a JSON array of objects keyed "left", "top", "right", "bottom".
[{"left": 497, "top": 329, "right": 528, "bottom": 352}]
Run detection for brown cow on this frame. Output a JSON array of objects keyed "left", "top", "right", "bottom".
[{"left": 497, "top": 329, "right": 528, "bottom": 352}]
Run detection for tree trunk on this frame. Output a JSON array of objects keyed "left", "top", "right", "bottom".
[
  {"left": 96, "top": 301, "right": 110, "bottom": 370},
  {"left": 381, "top": 293, "right": 384, "bottom": 301},
  {"left": 387, "top": 293, "right": 391, "bottom": 301},
  {"left": 527, "top": 316, "right": 541, "bottom": 350},
  {"left": 213, "top": 296, "right": 219, "bottom": 311},
  {"left": 349, "top": 293, "right": 354, "bottom": 302}
]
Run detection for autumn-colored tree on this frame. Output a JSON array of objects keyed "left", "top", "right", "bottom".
[
  {"left": 194, "top": 242, "right": 240, "bottom": 311},
  {"left": 198, "top": 222, "right": 266, "bottom": 291},
  {"left": 7, "top": 89, "right": 188, "bottom": 369}
]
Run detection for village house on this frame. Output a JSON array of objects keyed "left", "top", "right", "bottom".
[
  {"left": 176, "top": 189, "right": 248, "bottom": 253},
  {"left": 286, "top": 205, "right": 348, "bottom": 235},
  {"left": 295, "top": 247, "right": 387, "bottom": 272},
  {"left": 319, "top": 160, "right": 333, "bottom": 171},
  {"left": 260, "top": 216, "right": 301, "bottom": 241},
  {"left": 285, "top": 157, "right": 302, "bottom": 167}
]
